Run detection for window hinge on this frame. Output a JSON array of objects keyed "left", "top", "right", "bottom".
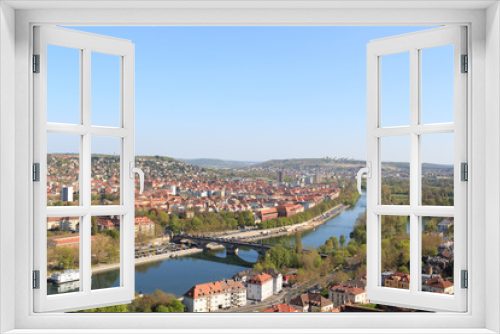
[
  {"left": 461, "top": 54, "right": 468, "bottom": 73},
  {"left": 461, "top": 270, "right": 468, "bottom": 289},
  {"left": 33, "top": 270, "right": 40, "bottom": 289},
  {"left": 461, "top": 162, "right": 468, "bottom": 182},
  {"left": 33, "top": 163, "right": 40, "bottom": 182},
  {"left": 33, "top": 54, "right": 40, "bottom": 73}
]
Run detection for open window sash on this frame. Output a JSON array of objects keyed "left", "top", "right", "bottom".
[
  {"left": 33, "top": 26, "right": 135, "bottom": 312},
  {"left": 366, "top": 26, "right": 467, "bottom": 312}
]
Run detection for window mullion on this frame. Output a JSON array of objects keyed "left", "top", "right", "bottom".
[
  {"left": 409, "top": 47, "right": 420, "bottom": 295},
  {"left": 82, "top": 48, "right": 92, "bottom": 294}
]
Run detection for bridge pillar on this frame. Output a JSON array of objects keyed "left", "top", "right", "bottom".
[
  {"left": 226, "top": 246, "right": 239, "bottom": 256},
  {"left": 200, "top": 242, "right": 210, "bottom": 251}
]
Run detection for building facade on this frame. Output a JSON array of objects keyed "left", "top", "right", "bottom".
[
  {"left": 183, "top": 279, "right": 246, "bottom": 313},
  {"left": 329, "top": 283, "right": 368, "bottom": 307},
  {"left": 384, "top": 272, "right": 410, "bottom": 290},
  {"left": 247, "top": 273, "right": 274, "bottom": 301},
  {"left": 423, "top": 276, "right": 454, "bottom": 294},
  {"left": 264, "top": 268, "right": 283, "bottom": 294},
  {"left": 290, "top": 292, "right": 334, "bottom": 312}
]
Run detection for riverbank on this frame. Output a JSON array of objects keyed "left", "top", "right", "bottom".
[
  {"left": 86, "top": 192, "right": 366, "bottom": 296},
  {"left": 87, "top": 205, "right": 348, "bottom": 275},
  {"left": 215, "top": 203, "right": 349, "bottom": 242},
  {"left": 89, "top": 245, "right": 228, "bottom": 276}
]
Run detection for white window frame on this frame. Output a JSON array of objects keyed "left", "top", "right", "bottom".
[
  {"left": 365, "top": 26, "right": 468, "bottom": 312},
  {"left": 0, "top": 1, "right": 499, "bottom": 333},
  {"left": 33, "top": 25, "right": 136, "bottom": 312}
]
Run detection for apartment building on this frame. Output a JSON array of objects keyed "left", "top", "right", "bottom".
[
  {"left": 264, "top": 268, "right": 283, "bottom": 294},
  {"left": 183, "top": 279, "right": 246, "bottom": 313},
  {"left": 329, "top": 282, "right": 368, "bottom": 307},
  {"left": 247, "top": 273, "right": 274, "bottom": 301}
]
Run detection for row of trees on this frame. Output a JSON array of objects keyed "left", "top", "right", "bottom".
[
  {"left": 47, "top": 218, "right": 121, "bottom": 273},
  {"left": 136, "top": 208, "right": 256, "bottom": 235},
  {"left": 381, "top": 177, "right": 454, "bottom": 206},
  {"left": 79, "top": 290, "right": 185, "bottom": 313},
  {"left": 259, "top": 180, "right": 361, "bottom": 230},
  {"left": 47, "top": 231, "right": 121, "bottom": 271}
]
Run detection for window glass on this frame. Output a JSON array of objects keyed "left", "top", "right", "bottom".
[
  {"left": 91, "top": 215, "right": 121, "bottom": 291},
  {"left": 91, "top": 137, "right": 121, "bottom": 205},
  {"left": 381, "top": 136, "right": 410, "bottom": 205},
  {"left": 421, "top": 45, "right": 454, "bottom": 124},
  {"left": 91, "top": 52, "right": 121, "bottom": 127},
  {"left": 47, "top": 133, "right": 80, "bottom": 206},
  {"left": 47, "top": 216, "right": 81, "bottom": 295},
  {"left": 47, "top": 45, "right": 81, "bottom": 124},
  {"left": 421, "top": 133, "right": 454, "bottom": 206},
  {"left": 381, "top": 52, "right": 410, "bottom": 127},
  {"left": 421, "top": 216, "right": 454, "bottom": 295},
  {"left": 380, "top": 215, "right": 410, "bottom": 290}
]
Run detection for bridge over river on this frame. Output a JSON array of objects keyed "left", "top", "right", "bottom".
[{"left": 172, "top": 234, "right": 329, "bottom": 259}]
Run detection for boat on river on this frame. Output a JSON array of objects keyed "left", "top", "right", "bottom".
[{"left": 49, "top": 270, "right": 80, "bottom": 284}]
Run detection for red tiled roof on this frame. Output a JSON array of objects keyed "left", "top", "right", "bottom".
[
  {"left": 184, "top": 280, "right": 245, "bottom": 299},
  {"left": 248, "top": 273, "right": 273, "bottom": 285},
  {"left": 261, "top": 303, "right": 299, "bottom": 313},
  {"left": 426, "top": 276, "right": 454, "bottom": 289}
]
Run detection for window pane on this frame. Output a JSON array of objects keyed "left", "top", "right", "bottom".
[
  {"left": 47, "top": 216, "right": 81, "bottom": 295},
  {"left": 381, "top": 215, "right": 410, "bottom": 290},
  {"left": 421, "top": 133, "right": 454, "bottom": 206},
  {"left": 91, "top": 215, "right": 121, "bottom": 291},
  {"left": 421, "top": 45, "right": 454, "bottom": 124},
  {"left": 47, "top": 45, "right": 81, "bottom": 124},
  {"left": 91, "top": 137, "right": 121, "bottom": 205},
  {"left": 380, "top": 52, "right": 410, "bottom": 127},
  {"left": 91, "top": 52, "right": 121, "bottom": 127},
  {"left": 47, "top": 133, "right": 80, "bottom": 206},
  {"left": 421, "top": 216, "right": 454, "bottom": 295},
  {"left": 381, "top": 136, "right": 410, "bottom": 205}
]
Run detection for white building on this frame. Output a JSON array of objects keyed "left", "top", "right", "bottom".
[
  {"left": 437, "top": 218, "right": 454, "bottom": 233},
  {"left": 265, "top": 268, "right": 283, "bottom": 294},
  {"left": 60, "top": 216, "right": 79, "bottom": 232},
  {"left": 246, "top": 273, "right": 274, "bottom": 301},
  {"left": 183, "top": 279, "right": 246, "bottom": 313},
  {"left": 329, "top": 283, "right": 368, "bottom": 307},
  {"left": 62, "top": 186, "right": 73, "bottom": 202}
]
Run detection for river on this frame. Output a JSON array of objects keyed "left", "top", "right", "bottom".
[{"left": 54, "top": 192, "right": 367, "bottom": 297}]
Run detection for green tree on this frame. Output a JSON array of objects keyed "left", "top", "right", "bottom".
[
  {"left": 155, "top": 305, "right": 171, "bottom": 312},
  {"left": 424, "top": 219, "right": 438, "bottom": 233},
  {"left": 331, "top": 236, "right": 339, "bottom": 250},
  {"left": 91, "top": 216, "right": 98, "bottom": 236}
]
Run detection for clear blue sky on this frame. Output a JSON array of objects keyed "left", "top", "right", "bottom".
[{"left": 47, "top": 26, "right": 454, "bottom": 164}]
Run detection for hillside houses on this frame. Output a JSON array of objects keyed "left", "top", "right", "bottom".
[{"left": 47, "top": 154, "right": 341, "bottom": 223}]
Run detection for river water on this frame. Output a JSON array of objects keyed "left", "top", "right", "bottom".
[{"left": 89, "top": 192, "right": 367, "bottom": 297}]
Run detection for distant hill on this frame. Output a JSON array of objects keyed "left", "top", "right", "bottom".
[
  {"left": 251, "top": 158, "right": 452, "bottom": 172},
  {"left": 253, "top": 158, "right": 365, "bottom": 170},
  {"left": 178, "top": 158, "right": 260, "bottom": 169}
]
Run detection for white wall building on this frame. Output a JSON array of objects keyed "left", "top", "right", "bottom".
[
  {"left": 246, "top": 273, "right": 274, "bottom": 301},
  {"left": 62, "top": 186, "right": 73, "bottom": 202},
  {"left": 329, "top": 283, "right": 368, "bottom": 307},
  {"left": 183, "top": 279, "right": 246, "bottom": 313},
  {"left": 265, "top": 268, "right": 283, "bottom": 294}
]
